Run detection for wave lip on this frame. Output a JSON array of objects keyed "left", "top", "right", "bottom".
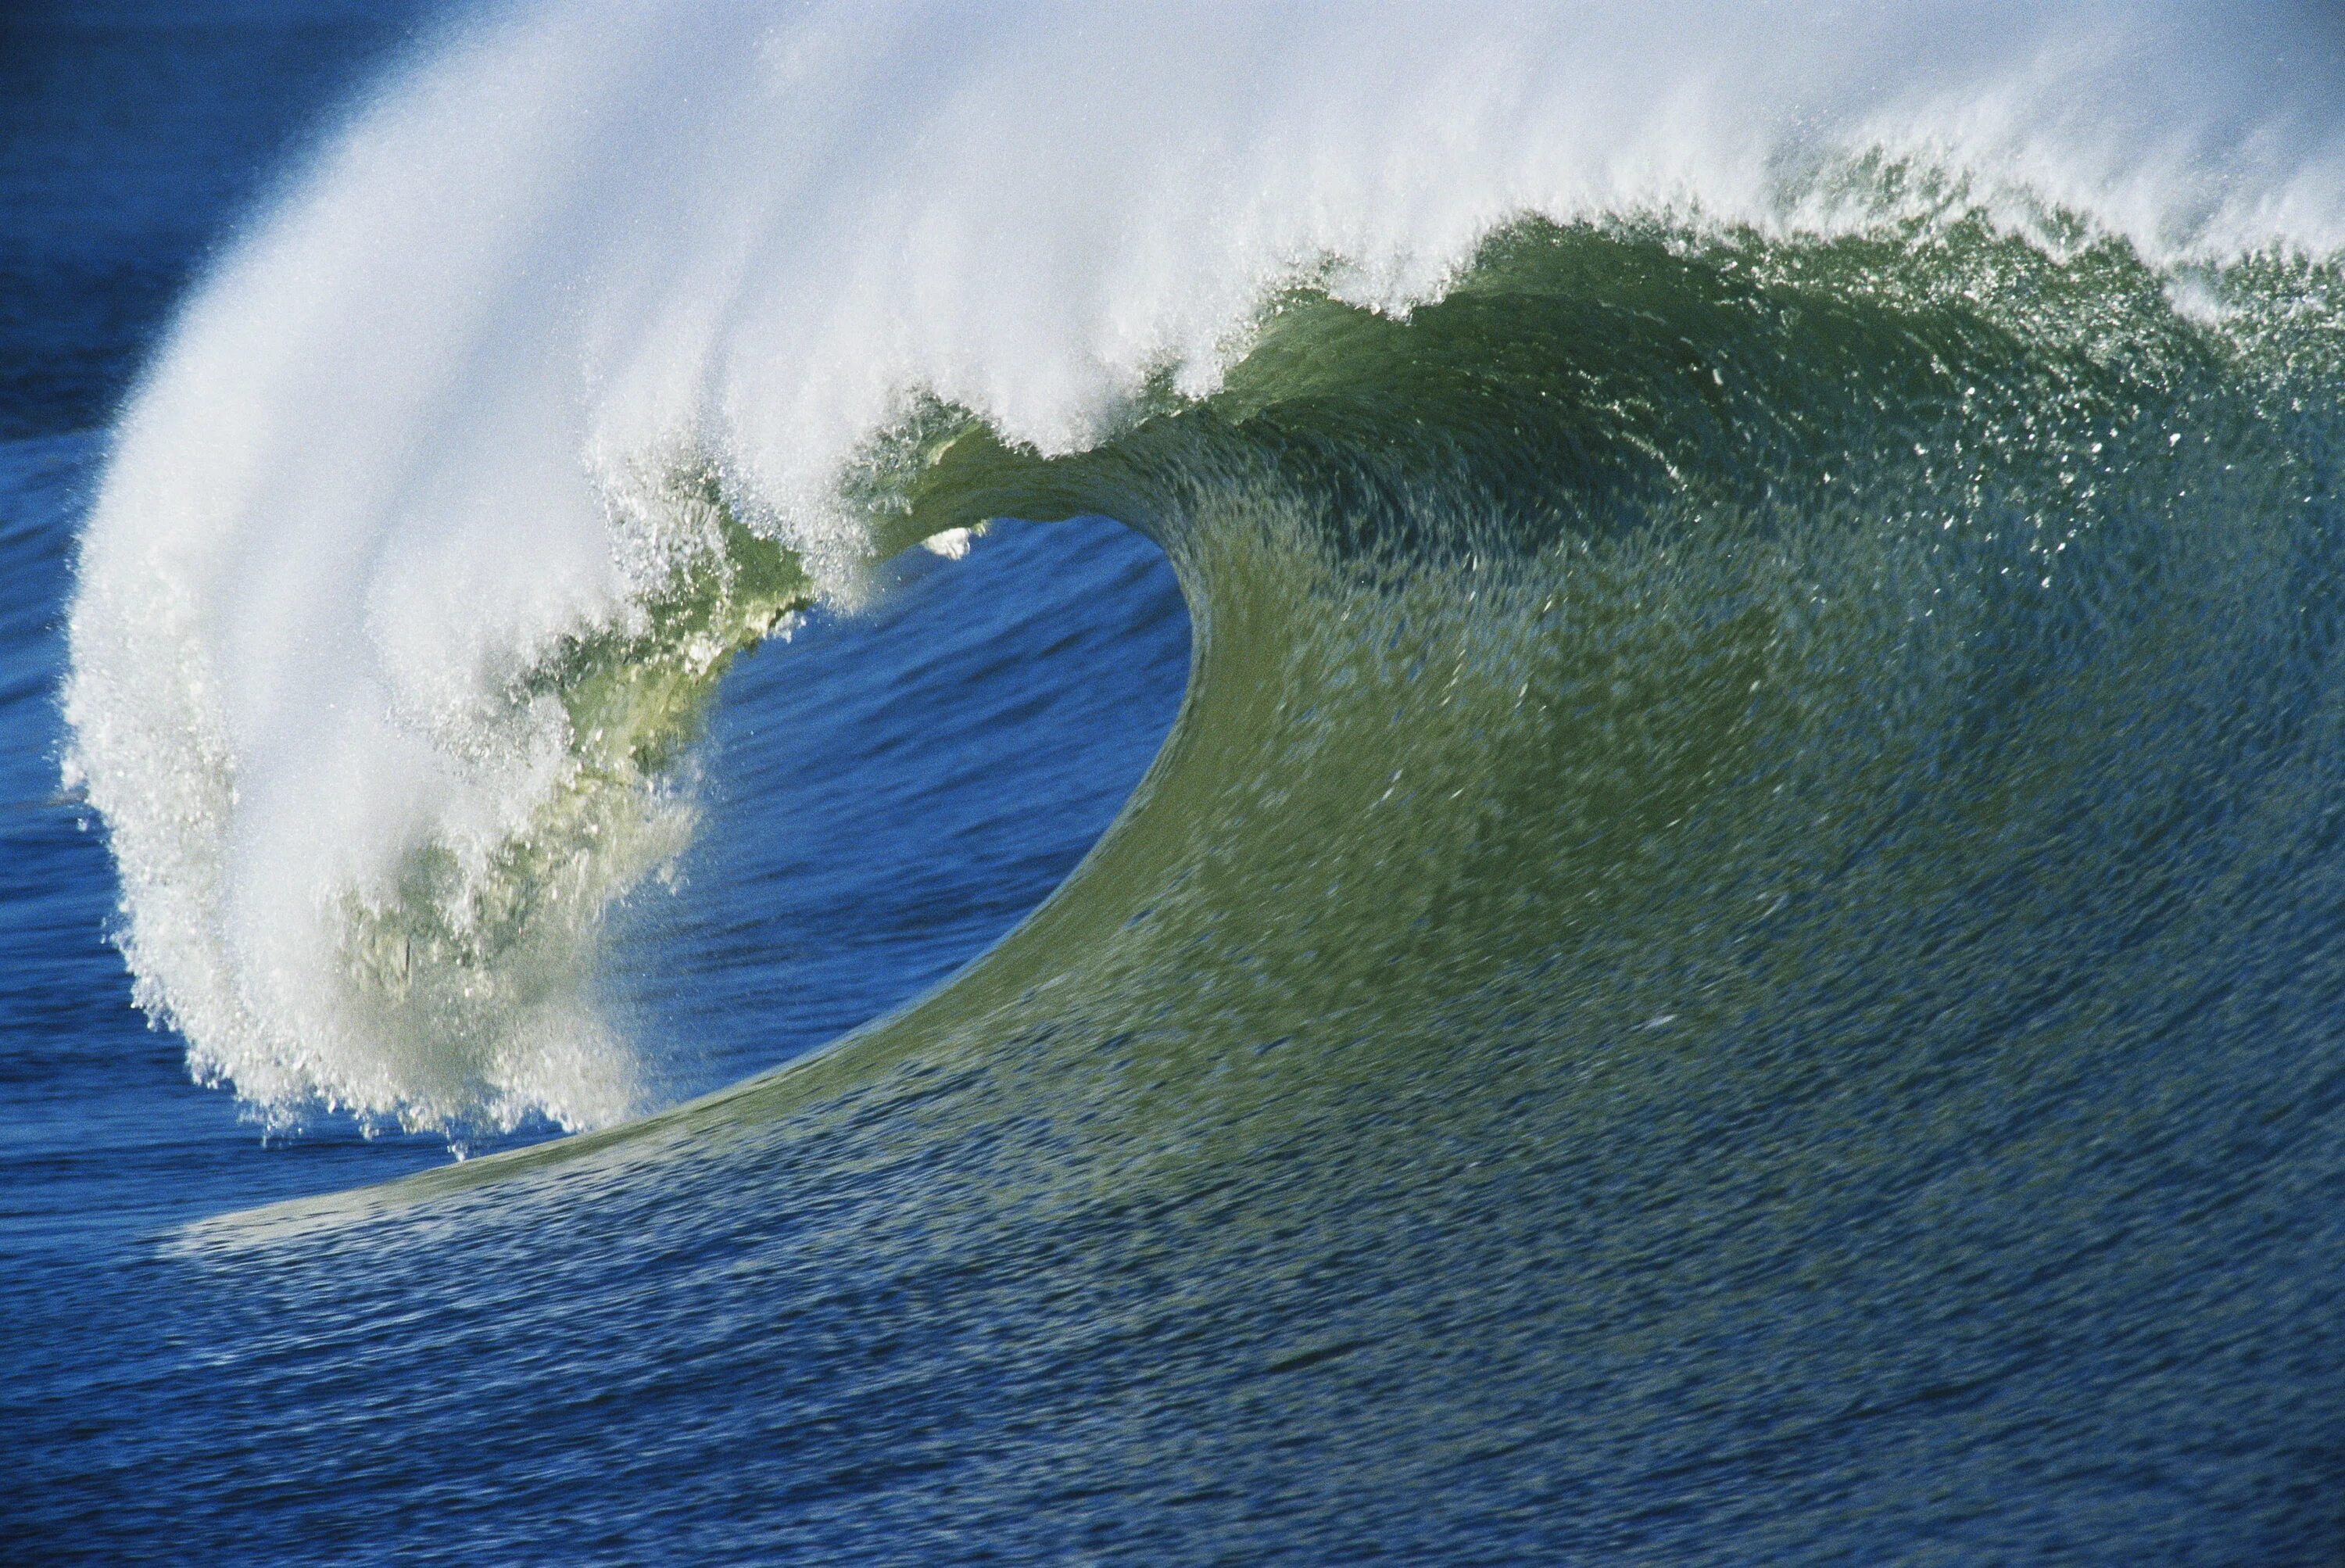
[{"left": 67, "top": 0, "right": 2345, "bottom": 1137}]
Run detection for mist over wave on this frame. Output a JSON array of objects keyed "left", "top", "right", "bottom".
[{"left": 64, "top": 0, "right": 2345, "bottom": 1136}]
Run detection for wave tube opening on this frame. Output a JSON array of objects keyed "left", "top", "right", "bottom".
[{"left": 607, "top": 514, "right": 1192, "bottom": 1121}]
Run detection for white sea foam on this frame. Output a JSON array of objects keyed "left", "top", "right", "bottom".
[{"left": 65, "top": 0, "right": 2345, "bottom": 1137}]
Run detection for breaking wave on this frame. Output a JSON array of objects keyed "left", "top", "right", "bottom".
[{"left": 66, "top": 0, "right": 2345, "bottom": 1147}]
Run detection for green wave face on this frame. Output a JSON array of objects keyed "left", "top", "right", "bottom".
[
  {"left": 199, "top": 209, "right": 2345, "bottom": 1548},
  {"left": 783, "top": 209, "right": 2345, "bottom": 1110},
  {"left": 270, "top": 208, "right": 2345, "bottom": 1188}
]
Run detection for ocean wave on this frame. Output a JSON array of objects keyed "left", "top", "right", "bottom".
[{"left": 70, "top": 0, "right": 2345, "bottom": 1140}]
